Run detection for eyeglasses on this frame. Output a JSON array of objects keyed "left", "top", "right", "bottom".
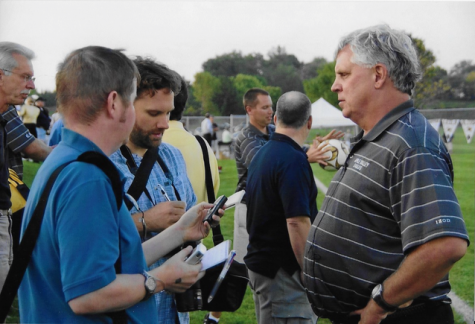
[{"left": 1, "top": 69, "right": 35, "bottom": 83}]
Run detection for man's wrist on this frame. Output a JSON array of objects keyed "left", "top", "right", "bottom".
[{"left": 371, "top": 284, "right": 398, "bottom": 312}]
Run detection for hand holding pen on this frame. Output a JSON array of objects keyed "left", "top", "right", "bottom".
[{"left": 208, "top": 250, "right": 237, "bottom": 303}]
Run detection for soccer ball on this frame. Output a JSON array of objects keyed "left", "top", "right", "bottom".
[{"left": 317, "top": 139, "right": 350, "bottom": 171}]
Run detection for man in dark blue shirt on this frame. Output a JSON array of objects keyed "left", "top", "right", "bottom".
[{"left": 245, "top": 91, "right": 318, "bottom": 324}]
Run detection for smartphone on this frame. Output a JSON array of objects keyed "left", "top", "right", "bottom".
[
  {"left": 185, "top": 243, "right": 207, "bottom": 264},
  {"left": 203, "top": 195, "right": 227, "bottom": 225}
]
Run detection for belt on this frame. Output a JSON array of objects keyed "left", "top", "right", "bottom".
[
  {"left": 0, "top": 209, "right": 12, "bottom": 216},
  {"left": 329, "top": 299, "right": 449, "bottom": 324}
]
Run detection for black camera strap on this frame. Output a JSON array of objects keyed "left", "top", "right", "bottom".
[{"left": 195, "top": 135, "right": 223, "bottom": 245}]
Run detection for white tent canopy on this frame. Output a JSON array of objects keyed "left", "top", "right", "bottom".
[{"left": 311, "top": 98, "right": 356, "bottom": 129}]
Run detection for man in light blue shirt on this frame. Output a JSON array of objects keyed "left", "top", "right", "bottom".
[{"left": 110, "top": 57, "right": 196, "bottom": 324}]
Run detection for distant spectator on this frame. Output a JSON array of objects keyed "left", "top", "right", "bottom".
[
  {"left": 34, "top": 96, "right": 50, "bottom": 144},
  {"left": 19, "top": 96, "right": 39, "bottom": 137},
  {"left": 200, "top": 113, "right": 213, "bottom": 145}
]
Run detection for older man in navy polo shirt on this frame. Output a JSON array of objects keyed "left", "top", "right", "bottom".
[{"left": 245, "top": 91, "right": 318, "bottom": 324}]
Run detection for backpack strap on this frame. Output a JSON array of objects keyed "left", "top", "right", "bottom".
[{"left": 0, "top": 151, "right": 126, "bottom": 323}]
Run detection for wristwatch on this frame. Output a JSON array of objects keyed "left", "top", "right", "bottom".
[
  {"left": 142, "top": 271, "right": 157, "bottom": 301},
  {"left": 371, "top": 284, "right": 398, "bottom": 312}
]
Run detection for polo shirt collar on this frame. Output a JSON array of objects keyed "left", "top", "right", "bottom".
[
  {"left": 247, "top": 123, "right": 274, "bottom": 138},
  {"left": 356, "top": 100, "right": 415, "bottom": 143},
  {"left": 270, "top": 132, "right": 303, "bottom": 151},
  {"left": 61, "top": 128, "right": 106, "bottom": 154}
]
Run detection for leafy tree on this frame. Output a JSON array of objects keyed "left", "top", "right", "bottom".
[
  {"left": 447, "top": 60, "right": 475, "bottom": 100},
  {"left": 266, "top": 46, "right": 302, "bottom": 70},
  {"left": 184, "top": 80, "right": 202, "bottom": 116},
  {"left": 411, "top": 37, "right": 450, "bottom": 108},
  {"left": 265, "top": 63, "right": 304, "bottom": 93},
  {"left": 232, "top": 74, "right": 265, "bottom": 100},
  {"left": 231, "top": 74, "right": 281, "bottom": 108},
  {"left": 263, "top": 46, "right": 304, "bottom": 93},
  {"left": 262, "top": 86, "right": 282, "bottom": 108},
  {"left": 303, "top": 61, "right": 338, "bottom": 106},
  {"left": 192, "top": 72, "right": 221, "bottom": 115},
  {"left": 212, "top": 76, "right": 242, "bottom": 115},
  {"left": 203, "top": 51, "right": 264, "bottom": 78},
  {"left": 301, "top": 57, "right": 328, "bottom": 80}
]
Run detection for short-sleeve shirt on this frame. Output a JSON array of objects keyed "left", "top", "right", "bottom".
[
  {"left": 304, "top": 100, "right": 469, "bottom": 318},
  {"left": 244, "top": 133, "right": 318, "bottom": 278},
  {"left": 18, "top": 128, "right": 157, "bottom": 323},
  {"left": 234, "top": 123, "right": 275, "bottom": 198},
  {"left": 2, "top": 106, "right": 35, "bottom": 178}
]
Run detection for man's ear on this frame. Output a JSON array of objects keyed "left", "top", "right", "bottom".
[
  {"left": 245, "top": 105, "right": 253, "bottom": 115},
  {"left": 105, "top": 91, "right": 119, "bottom": 118},
  {"left": 374, "top": 64, "right": 388, "bottom": 89},
  {"left": 307, "top": 115, "right": 313, "bottom": 130}
]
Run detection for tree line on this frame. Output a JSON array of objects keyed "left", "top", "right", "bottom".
[{"left": 36, "top": 39, "right": 475, "bottom": 116}]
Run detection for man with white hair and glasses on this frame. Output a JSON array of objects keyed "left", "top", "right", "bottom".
[{"left": 0, "top": 42, "right": 36, "bottom": 290}]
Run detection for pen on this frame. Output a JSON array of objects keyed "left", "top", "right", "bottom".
[
  {"left": 207, "top": 250, "right": 236, "bottom": 304},
  {"left": 157, "top": 183, "right": 171, "bottom": 201}
]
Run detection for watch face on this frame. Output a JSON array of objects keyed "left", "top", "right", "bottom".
[
  {"left": 372, "top": 284, "right": 380, "bottom": 298},
  {"left": 145, "top": 276, "right": 157, "bottom": 292}
]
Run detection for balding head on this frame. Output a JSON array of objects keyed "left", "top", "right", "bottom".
[{"left": 275, "top": 91, "right": 312, "bottom": 129}]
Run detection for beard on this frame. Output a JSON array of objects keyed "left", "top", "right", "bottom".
[{"left": 129, "top": 125, "right": 162, "bottom": 150}]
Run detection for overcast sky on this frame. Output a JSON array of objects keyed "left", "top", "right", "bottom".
[{"left": 1, "top": 0, "right": 474, "bottom": 92}]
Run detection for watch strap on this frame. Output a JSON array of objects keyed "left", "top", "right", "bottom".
[{"left": 142, "top": 271, "right": 156, "bottom": 301}]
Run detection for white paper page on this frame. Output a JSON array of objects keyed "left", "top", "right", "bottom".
[
  {"left": 224, "top": 190, "right": 245, "bottom": 209},
  {"left": 201, "top": 240, "right": 230, "bottom": 270}
]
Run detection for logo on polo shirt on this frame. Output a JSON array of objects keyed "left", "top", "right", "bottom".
[
  {"left": 353, "top": 157, "right": 370, "bottom": 171},
  {"left": 436, "top": 218, "right": 451, "bottom": 225}
]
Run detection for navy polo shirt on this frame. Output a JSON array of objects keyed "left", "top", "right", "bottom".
[{"left": 244, "top": 132, "right": 318, "bottom": 278}]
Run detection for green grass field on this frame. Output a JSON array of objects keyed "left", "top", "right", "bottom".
[{"left": 13, "top": 126, "right": 473, "bottom": 323}]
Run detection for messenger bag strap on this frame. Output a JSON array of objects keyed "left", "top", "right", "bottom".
[{"left": 195, "top": 135, "right": 223, "bottom": 246}]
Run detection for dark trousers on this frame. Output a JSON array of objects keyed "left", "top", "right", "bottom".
[
  {"left": 330, "top": 301, "right": 454, "bottom": 324},
  {"left": 24, "top": 123, "right": 37, "bottom": 138},
  {"left": 202, "top": 133, "right": 212, "bottom": 146}
]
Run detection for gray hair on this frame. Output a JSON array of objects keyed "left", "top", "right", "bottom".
[
  {"left": 0, "top": 42, "right": 35, "bottom": 74},
  {"left": 336, "top": 24, "right": 422, "bottom": 95},
  {"left": 275, "top": 91, "right": 311, "bottom": 129}
]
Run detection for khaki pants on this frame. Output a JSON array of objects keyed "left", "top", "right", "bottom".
[
  {"left": 233, "top": 202, "right": 248, "bottom": 263},
  {"left": 0, "top": 209, "right": 13, "bottom": 291},
  {"left": 249, "top": 268, "right": 317, "bottom": 324}
]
